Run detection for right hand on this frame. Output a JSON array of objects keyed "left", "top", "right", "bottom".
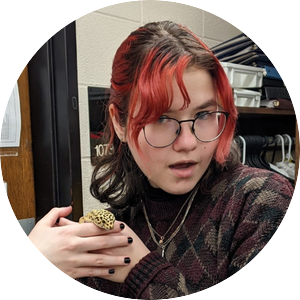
[{"left": 28, "top": 206, "right": 132, "bottom": 279}]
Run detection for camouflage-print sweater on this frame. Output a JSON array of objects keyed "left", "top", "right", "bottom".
[{"left": 78, "top": 164, "right": 293, "bottom": 299}]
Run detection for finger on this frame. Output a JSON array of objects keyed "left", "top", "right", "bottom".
[
  {"left": 38, "top": 206, "right": 73, "bottom": 227},
  {"left": 79, "top": 235, "right": 131, "bottom": 252},
  {"left": 75, "top": 221, "right": 126, "bottom": 237},
  {"left": 77, "top": 253, "right": 130, "bottom": 268},
  {"left": 56, "top": 217, "right": 77, "bottom": 226},
  {"left": 73, "top": 267, "right": 116, "bottom": 279}
]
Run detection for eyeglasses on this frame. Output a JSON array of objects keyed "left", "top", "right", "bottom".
[{"left": 143, "top": 111, "right": 229, "bottom": 148}]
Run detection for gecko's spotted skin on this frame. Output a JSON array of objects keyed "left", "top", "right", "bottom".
[{"left": 79, "top": 209, "right": 115, "bottom": 230}]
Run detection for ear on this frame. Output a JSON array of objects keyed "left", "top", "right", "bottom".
[{"left": 109, "top": 104, "right": 127, "bottom": 142}]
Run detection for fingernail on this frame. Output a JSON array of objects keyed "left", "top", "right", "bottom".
[
  {"left": 124, "top": 257, "right": 131, "bottom": 264},
  {"left": 109, "top": 269, "right": 115, "bottom": 274},
  {"left": 120, "top": 223, "right": 125, "bottom": 230},
  {"left": 128, "top": 237, "right": 133, "bottom": 244}
]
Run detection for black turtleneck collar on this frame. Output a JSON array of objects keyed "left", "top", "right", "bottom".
[
  {"left": 142, "top": 179, "right": 199, "bottom": 223},
  {"left": 145, "top": 179, "right": 191, "bottom": 203}
]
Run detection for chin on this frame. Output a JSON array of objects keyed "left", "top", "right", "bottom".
[{"left": 165, "top": 181, "right": 199, "bottom": 195}]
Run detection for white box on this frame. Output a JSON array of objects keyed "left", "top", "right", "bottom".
[
  {"left": 221, "top": 62, "right": 264, "bottom": 88},
  {"left": 233, "top": 89, "right": 261, "bottom": 107}
]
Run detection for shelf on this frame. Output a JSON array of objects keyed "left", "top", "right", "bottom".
[{"left": 237, "top": 107, "right": 295, "bottom": 116}]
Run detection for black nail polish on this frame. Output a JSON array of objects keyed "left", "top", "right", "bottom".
[
  {"left": 120, "top": 223, "right": 125, "bottom": 230},
  {"left": 124, "top": 257, "right": 131, "bottom": 264},
  {"left": 109, "top": 269, "right": 115, "bottom": 274},
  {"left": 128, "top": 237, "right": 133, "bottom": 244}
]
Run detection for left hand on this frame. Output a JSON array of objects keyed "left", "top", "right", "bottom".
[
  {"left": 29, "top": 207, "right": 132, "bottom": 279},
  {"left": 95, "top": 222, "right": 150, "bottom": 283}
]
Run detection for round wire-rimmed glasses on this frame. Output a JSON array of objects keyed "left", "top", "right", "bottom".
[{"left": 143, "top": 111, "right": 229, "bottom": 148}]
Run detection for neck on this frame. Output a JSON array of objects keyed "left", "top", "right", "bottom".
[
  {"left": 142, "top": 182, "right": 200, "bottom": 257},
  {"left": 143, "top": 181, "right": 199, "bottom": 222}
]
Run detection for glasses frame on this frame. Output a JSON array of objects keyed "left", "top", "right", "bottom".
[{"left": 143, "top": 111, "right": 230, "bottom": 148}]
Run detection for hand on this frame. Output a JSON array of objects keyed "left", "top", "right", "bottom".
[
  {"left": 98, "top": 222, "right": 150, "bottom": 283},
  {"left": 28, "top": 207, "right": 133, "bottom": 279}
]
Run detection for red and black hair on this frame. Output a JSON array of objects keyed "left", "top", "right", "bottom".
[{"left": 91, "top": 21, "right": 239, "bottom": 207}]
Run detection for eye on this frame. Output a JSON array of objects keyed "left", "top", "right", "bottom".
[
  {"left": 195, "top": 111, "right": 209, "bottom": 120},
  {"left": 156, "top": 115, "right": 169, "bottom": 124}
]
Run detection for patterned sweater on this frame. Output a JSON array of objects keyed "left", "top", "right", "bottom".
[{"left": 78, "top": 164, "right": 293, "bottom": 299}]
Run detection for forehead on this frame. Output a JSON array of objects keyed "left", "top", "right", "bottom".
[{"left": 169, "top": 68, "right": 216, "bottom": 112}]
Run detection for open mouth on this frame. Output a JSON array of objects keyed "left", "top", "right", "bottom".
[
  {"left": 169, "top": 161, "right": 197, "bottom": 178},
  {"left": 169, "top": 162, "right": 196, "bottom": 169}
]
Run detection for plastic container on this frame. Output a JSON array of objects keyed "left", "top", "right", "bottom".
[
  {"left": 221, "top": 62, "right": 264, "bottom": 88},
  {"left": 233, "top": 89, "right": 261, "bottom": 107}
]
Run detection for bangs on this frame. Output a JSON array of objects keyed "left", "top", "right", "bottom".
[{"left": 128, "top": 49, "right": 191, "bottom": 150}]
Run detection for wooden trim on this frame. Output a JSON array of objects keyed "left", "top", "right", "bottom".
[
  {"left": 1, "top": 66, "right": 36, "bottom": 220},
  {"left": 237, "top": 107, "right": 295, "bottom": 116}
]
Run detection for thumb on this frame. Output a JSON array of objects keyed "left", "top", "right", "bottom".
[{"left": 38, "top": 206, "right": 73, "bottom": 227}]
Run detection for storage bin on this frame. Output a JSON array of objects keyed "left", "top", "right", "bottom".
[
  {"left": 233, "top": 89, "right": 261, "bottom": 107},
  {"left": 221, "top": 62, "right": 264, "bottom": 88}
]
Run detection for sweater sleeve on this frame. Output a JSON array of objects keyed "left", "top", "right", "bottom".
[
  {"left": 226, "top": 170, "right": 293, "bottom": 275},
  {"left": 121, "top": 251, "right": 189, "bottom": 299}
]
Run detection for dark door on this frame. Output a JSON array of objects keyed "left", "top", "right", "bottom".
[{"left": 28, "top": 22, "right": 83, "bottom": 221}]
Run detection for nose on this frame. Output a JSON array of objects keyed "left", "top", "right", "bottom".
[{"left": 173, "top": 121, "right": 198, "bottom": 152}]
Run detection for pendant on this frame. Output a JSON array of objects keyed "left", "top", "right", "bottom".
[
  {"left": 159, "top": 236, "right": 164, "bottom": 244},
  {"left": 161, "top": 248, "right": 165, "bottom": 258}
]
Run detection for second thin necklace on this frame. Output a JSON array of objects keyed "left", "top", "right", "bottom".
[{"left": 142, "top": 182, "right": 200, "bottom": 258}]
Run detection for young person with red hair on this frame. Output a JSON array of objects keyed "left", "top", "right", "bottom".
[{"left": 29, "top": 21, "right": 293, "bottom": 298}]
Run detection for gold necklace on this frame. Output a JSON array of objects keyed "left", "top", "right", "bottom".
[{"left": 142, "top": 183, "right": 200, "bottom": 258}]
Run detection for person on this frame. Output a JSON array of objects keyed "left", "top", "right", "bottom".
[{"left": 29, "top": 21, "right": 293, "bottom": 299}]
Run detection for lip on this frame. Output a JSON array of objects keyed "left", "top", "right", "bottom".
[{"left": 169, "top": 160, "right": 197, "bottom": 178}]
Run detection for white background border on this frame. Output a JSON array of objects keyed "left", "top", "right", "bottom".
[{"left": 0, "top": 1, "right": 299, "bottom": 299}]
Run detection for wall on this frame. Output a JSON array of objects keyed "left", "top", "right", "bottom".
[{"left": 75, "top": 0, "right": 241, "bottom": 214}]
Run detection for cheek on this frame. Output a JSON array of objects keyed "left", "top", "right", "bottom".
[
  {"left": 126, "top": 132, "right": 153, "bottom": 177},
  {"left": 201, "top": 141, "right": 218, "bottom": 159}
]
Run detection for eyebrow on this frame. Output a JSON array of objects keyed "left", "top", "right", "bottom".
[
  {"left": 195, "top": 99, "right": 218, "bottom": 110},
  {"left": 165, "top": 99, "right": 218, "bottom": 114}
]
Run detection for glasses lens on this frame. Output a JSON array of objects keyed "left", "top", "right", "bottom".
[
  {"left": 144, "top": 118, "right": 179, "bottom": 148},
  {"left": 194, "top": 112, "right": 227, "bottom": 142},
  {"left": 143, "top": 112, "right": 228, "bottom": 148}
]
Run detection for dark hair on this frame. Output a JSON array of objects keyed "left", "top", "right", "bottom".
[{"left": 90, "top": 21, "right": 239, "bottom": 208}]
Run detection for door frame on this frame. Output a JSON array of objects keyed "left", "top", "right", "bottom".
[{"left": 28, "top": 21, "right": 83, "bottom": 221}]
